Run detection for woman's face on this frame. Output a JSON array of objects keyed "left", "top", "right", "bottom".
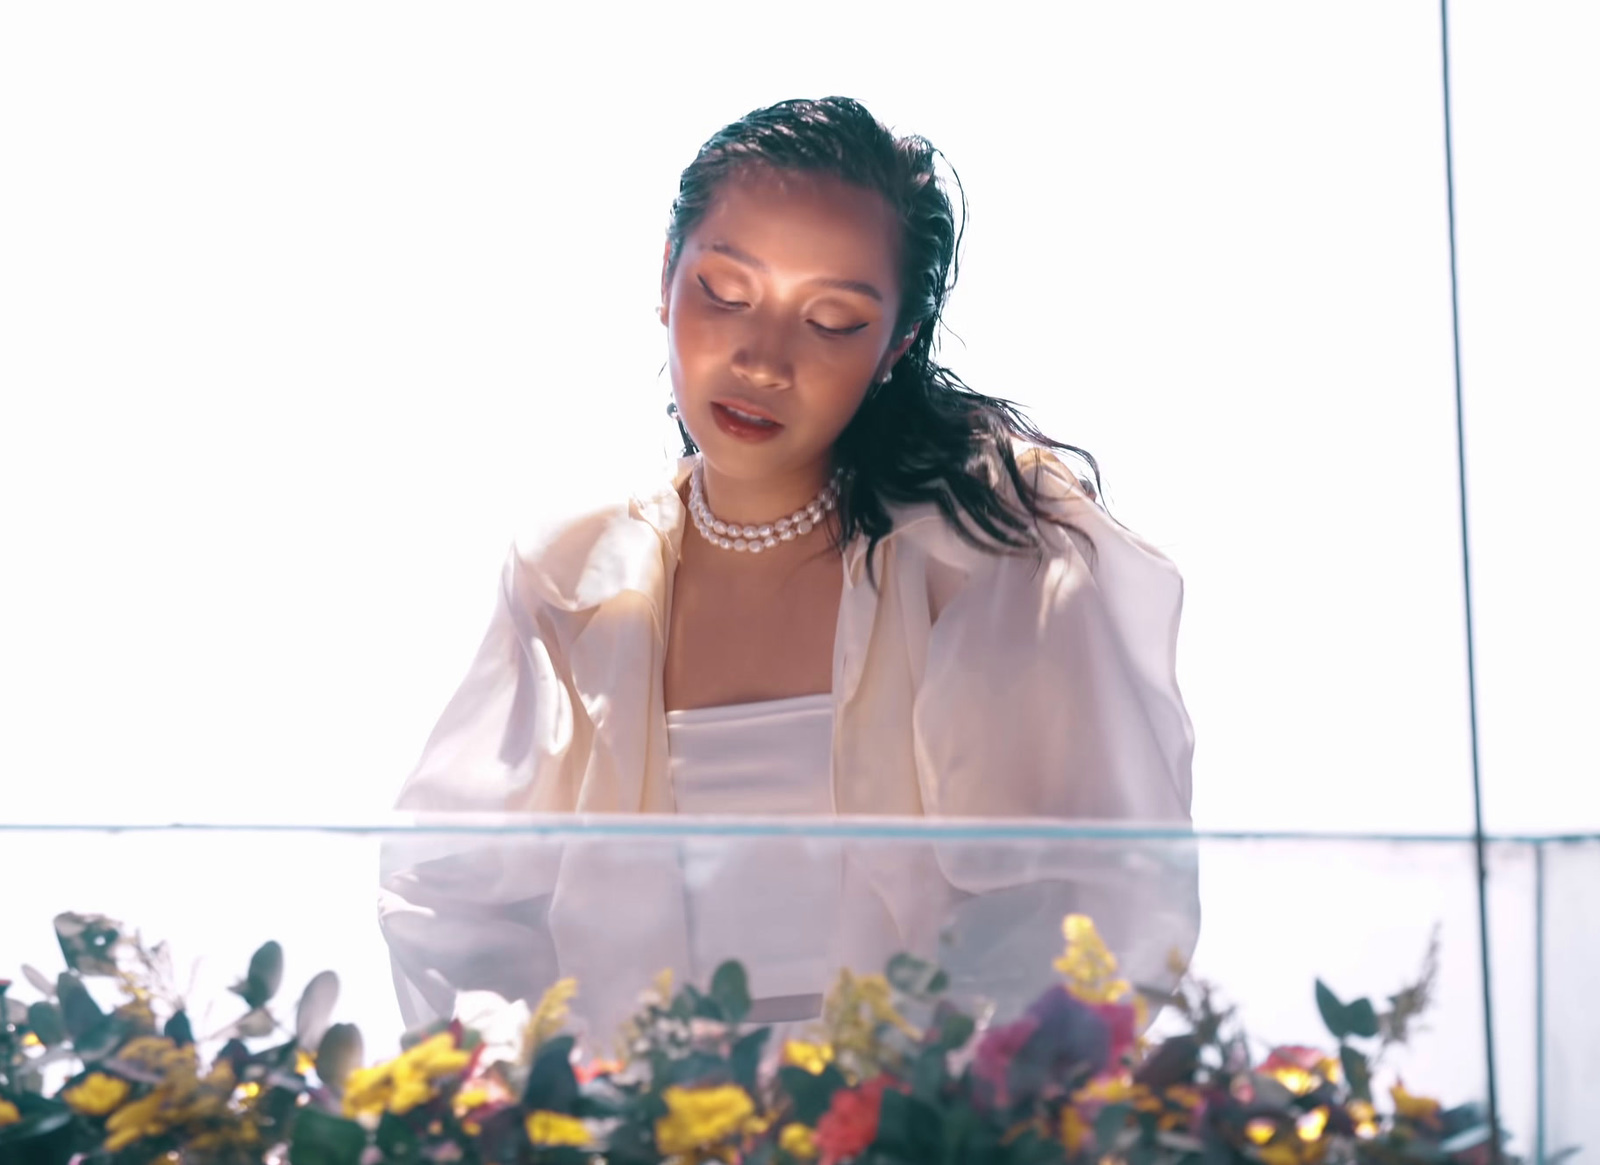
[{"left": 660, "top": 167, "right": 918, "bottom": 489}]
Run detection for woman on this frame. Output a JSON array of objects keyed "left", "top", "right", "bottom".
[{"left": 378, "top": 96, "right": 1197, "bottom": 1042}]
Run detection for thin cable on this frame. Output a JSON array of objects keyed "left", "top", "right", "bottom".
[{"left": 1438, "top": 1, "right": 1503, "bottom": 1159}]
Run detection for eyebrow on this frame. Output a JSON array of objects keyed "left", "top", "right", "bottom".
[{"left": 703, "top": 240, "right": 885, "bottom": 303}]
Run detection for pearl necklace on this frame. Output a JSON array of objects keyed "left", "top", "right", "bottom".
[{"left": 688, "top": 460, "right": 841, "bottom": 554}]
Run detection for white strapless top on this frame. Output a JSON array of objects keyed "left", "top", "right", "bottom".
[
  {"left": 665, "top": 694, "right": 851, "bottom": 1017},
  {"left": 666, "top": 693, "right": 835, "bottom": 815}
]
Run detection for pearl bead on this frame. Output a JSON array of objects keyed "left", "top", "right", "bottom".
[
  {"left": 742, "top": 524, "right": 758, "bottom": 539},
  {"left": 780, "top": 529, "right": 795, "bottom": 541},
  {"left": 796, "top": 519, "right": 813, "bottom": 535},
  {"left": 713, "top": 520, "right": 727, "bottom": 535},
  {"left": 763, "top": 536, "right": 778, "bottom": 549},
  {"left": 718, "top": 537, "right": 732, "bottom": 549},
  {"left": 758, "top": 524, "right": 773, "bottom": 538},
  {"left": 733, "top": 538, "right": 747, "bottom": 551}
]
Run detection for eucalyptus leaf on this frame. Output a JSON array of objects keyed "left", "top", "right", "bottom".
[
  {"left": 523, "top": 1034, "right": 579, "bottom": 1113},
  {"left": 26, "top": 1002, "right": 66, "bottom": 1047},
  {"left": 234, "top": 941, "right": 284, "bottom": 1010},
  {"left": 54, "top": 974, "right": 104, "bottom": 1042},
  {"left": 376, "top": 1112, "right": 421, "bottom": 1162},
  {"left": 211, "top": 1007, "right": 277, "bottom": 1042},
  {"left": 935, "top": 1010, "right": 975, "bottom": 1052},
  {"left": 1094, "top": 1103, "right": 1131, "bottom": 1155},
  {"left": 21, "top": 964, "right": 56, "bottom": 999},
  {"left": 52, "top": 912, "right": 124, "bottom": 977},
  {"left": 315, "top": 1023, "right": 364, "bottom": 1096},
  {"left": 164, "top": 1010, "right": 194, "bottom": 1047},
  {"left": 1345, "top": 997, "right": 1381, "bottom": 1040},
  {"left": 1314, "top": 979, "right": 1348, "bottom": 1040},
  {"left": 289, "top": 1106, "right": 369, "bottom": 1165},
  {"left": 3, "top": 995, "right": 27, "bottom": 1025},
  {"left": 1340, "top": 1045, "right": 1372, "bottom": 1103},
  {"left": 730, "top": 1028, "right": 769, "bottom": 1094},
  {"left": 295, "top": 970, "right": 340, "bottom": 1048},
  {"left": 710, "top": 961, "right": 751, "bottom": 1025},
  {"left": 886, "top": 953, "right": 945, "bottom": 998}
]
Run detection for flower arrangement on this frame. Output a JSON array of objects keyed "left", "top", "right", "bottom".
[{"left": 0, "top": 910, "right": 1542, "bottom": 1165}]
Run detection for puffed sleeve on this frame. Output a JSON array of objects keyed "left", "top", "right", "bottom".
[
  {"left": 376, "top": 544, "right": 573, "bottom": 1030},
  {"left": 915, "top": 449, "right": 1199, "bottom": 1010}
]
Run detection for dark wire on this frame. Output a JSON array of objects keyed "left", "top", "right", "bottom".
[{"left": 1438, "top": 1, "right": 1503, "bottom": 1159}]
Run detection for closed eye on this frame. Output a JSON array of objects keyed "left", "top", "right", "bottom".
[{"left": 698, "top": 275, "right": 868, "bottom": 337}]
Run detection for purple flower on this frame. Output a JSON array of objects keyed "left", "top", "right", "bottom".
[{"left": 978, "top": 986, "right": 1112, "bottom": 1107}]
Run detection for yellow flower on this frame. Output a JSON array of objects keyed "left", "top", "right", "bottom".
[
  {"left": 1297, "top": 1107, "right": 1330, "bottom": 1141},
  {"left": 453, "top": 1086, "right": 491, "bottom": 1116},
  {"left": 1053, "top": 914, "right": 1132, "bottom": 1004},
  {"left": 104, "top": 1092, "right": 168, "bottom": 1152},
  {"left": 779, "top": 1122, "right": 818, "bottom": 1159},
  {"left": 1257, "top": 1145, "right": 1303, "bottom": 1165},
  {"left": 0, "top": 1100, "right": 20, "bottom": 1127},
  {"left": 342, "top": 1032, "right": 473, "bottom": 1118},
  {"left": 1347, "top": 1100, "right": 1379, "bottom": 1139},
  {"left": 65, "top": 1073, "right": 132, "bottom": 1116},
  {"left": 1391, "top": 1081, "right": 1441, "bottom": 1125},
  {"left": 525, "top": 1110, "right": 590, "bottom": 1147},
  {"left": 1060, "top": 1107, "right": 1089, "bottom": 1153},
  {"left": 782, "top": 1040, "right": 834, "bottom": 1075},
  {"left": 523, "top": 978, "right": 578, "bottom": 1059},
  {"left": 655, "top": 1085, "right": 756, "bottom": 1156}
]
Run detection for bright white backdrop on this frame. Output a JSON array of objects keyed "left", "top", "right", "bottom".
[
  {"left": 11, "top": 1, "right": 1593, "bottom": 831},
  {"left": 1, "top": 0, "right": 1597, "bottom": 1150}
]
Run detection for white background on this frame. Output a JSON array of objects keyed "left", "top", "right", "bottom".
[
  {"left": 2, "top": 3, "right": 1595, "bottom": 833},
  {"left": 1, "top": 0, "right": 1596, "bottom": 1150}
]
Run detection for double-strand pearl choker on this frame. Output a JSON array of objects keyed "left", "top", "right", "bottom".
[{"left": 688, "top": 460, "right": 842, "bottom": 555}]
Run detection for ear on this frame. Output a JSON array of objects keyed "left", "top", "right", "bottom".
[{"left": 880, "top": 323, "right": 920, "bottom": 375}]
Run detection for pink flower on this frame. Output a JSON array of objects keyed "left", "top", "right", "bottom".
[{"left": 972, "top": 1015, "right": 1040, "bottom": 1106}]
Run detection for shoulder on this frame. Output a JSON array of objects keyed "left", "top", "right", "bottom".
[{"left": 501, "top": 460, "right": 687, "bottom": 615}]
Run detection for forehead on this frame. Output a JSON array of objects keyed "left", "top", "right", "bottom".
[{"left": 692, "top": 167, "right": 900, "bottom": 275}]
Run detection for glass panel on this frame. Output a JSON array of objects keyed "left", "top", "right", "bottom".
[
  {"left": 1, "top": 821, "right": 1512, "bottom": 1146},
  {"left": 1539, "top": 838, "right": 1600, "bottom": 1156}
]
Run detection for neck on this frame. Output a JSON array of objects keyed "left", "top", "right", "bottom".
[{"left": 696, "top": 458, "right": 834, "bottom": 526}]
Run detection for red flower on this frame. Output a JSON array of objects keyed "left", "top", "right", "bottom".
[
  {"left": 815, "top": 1076, "right": 906, "bottom": 1165},
  {"left": 1090, "top": 1001, "right": 1139, "bottom": 1063}
]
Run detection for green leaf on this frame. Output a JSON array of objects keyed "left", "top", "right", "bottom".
[
  {"left": 1094, "top": 1103, "right": 1131, "bottom": 1155},
  {"left": 934, "top": 1011, "right": 976, "bottom": 1052},
  {"left": 1314, "top": 980, "right": 1349, "bottom": 1041},
  {"left": 235, "top": 941, "right": 285, "bottom": 1010},
  {"left": 911, "top": 1046, "right": 946, "bottom": 1101},
  {"left": 1344, "top": 997, "right": 1380, "bottom": 1040},
  {"left": 710, "top": 961, "right": 751, "bottom": 1025},
  {"left": 874, "top": 1090, "right": 943, "bottom": 1161},
  {"left": 778, "top": 1064, "right": 846, "bottom": 1125},
  {"left": 164, "top": 1009, "right": 194, "bottom": 1047},
  {"left": 289, "top": 1107, "right": 369, "bottom": 1165},
  {"left": 52, "top": 912, "right": 124, "bottom": 976},
  {"left": 730, "top": 1028, "right": 769, "bottom": 1093},
  {"left": 26, "top": 1001, "right": 66, "bottom": 1047},
  {"left": 1340, "top": 1045, "right": 1372, "bottom": 1103},
  {"left": 376, "top": 1112, "right": 421, "bottom": 1162},
  {"left": 316, "top": 1024, "right": 365, "bottom": 1097},
  {"left": 524, "top": 1035, "right": 579, "bottom": 1113},
  {"left": 886, "top": 953, "right": 945, "bottom": 998},
  {"left": 0, "top": 1107, "right": 76, "bottom": 1165},
  {"left": 54, "top": 974, "right": 104, "bottom": 1043}
]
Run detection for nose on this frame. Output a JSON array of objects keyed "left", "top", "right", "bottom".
[{"left": 728, "top": 316, "right": 798, "bottom": 390}]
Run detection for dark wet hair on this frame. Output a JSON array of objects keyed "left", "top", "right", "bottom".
[{"left": 662, "top": 95, "right": 1109, "bottom": 581}]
